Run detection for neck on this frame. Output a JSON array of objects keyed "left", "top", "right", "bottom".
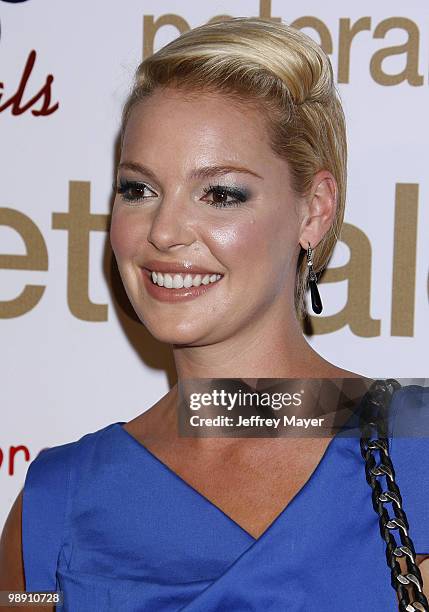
[{"left": 172, "top": 307, "right": 344, "bottom": 380}]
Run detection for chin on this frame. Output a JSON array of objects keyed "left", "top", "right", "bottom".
[{"left": 142, "top": 319, "right": 212, "bottom": 346}]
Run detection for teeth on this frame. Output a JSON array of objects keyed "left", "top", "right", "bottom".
[
  {"left": 151, "top": 271, "right": 222, "bottom": 289},
  {"left": 183, "top": 274, "right": 193, "bottom": 288}
]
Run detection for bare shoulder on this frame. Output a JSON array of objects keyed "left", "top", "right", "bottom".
[
  {"left": 417, "top": 556, "right": 429, "bottom": 603},
  {"left": 316, "top": 363, "right": 370, "bottom": 379},
  {"left": 396, "top": 555, "right": 429, "bottom": 608},
  {"left": 0, "top": 489, "right": 25, "bottom": 590}
]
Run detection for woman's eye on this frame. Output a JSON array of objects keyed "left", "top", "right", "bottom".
[
  {"left": 201, "top": 184, "right": 248, "bottom": 208},
  {"left": 115, "top": 180, "right": 248, "bottom": 208},
  {"left": 116, "top": 180, "right": 153, "bottom": 203}
]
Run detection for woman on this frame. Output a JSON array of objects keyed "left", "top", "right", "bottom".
[{"left": 1, "top": 17, "right": 428, "bottom": 611}]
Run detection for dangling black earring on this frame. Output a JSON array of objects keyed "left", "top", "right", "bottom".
[{"left": 306, "top": 242, "right": 323, "bottom": 314}]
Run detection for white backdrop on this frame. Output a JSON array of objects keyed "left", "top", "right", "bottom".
[{"left": 1, "top": 0, "right": 428, "bottom": 531}]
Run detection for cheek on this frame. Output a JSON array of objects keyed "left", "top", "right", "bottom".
[
  {"left": 207, "top": 209, "right": 296, "bottom": 298},
  {"left": 110, "top": 205, "right": 143, "bottom": 261},
  {"left": 208, "top": 218, "right": 262, "bottom": 264},
  {"left": 209, "top": 212, "right": 289, "bottom": 269}
]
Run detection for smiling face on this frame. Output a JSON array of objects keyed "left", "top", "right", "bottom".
[{"left": 110, "top": 86, "right": 303, "bottom": 346}]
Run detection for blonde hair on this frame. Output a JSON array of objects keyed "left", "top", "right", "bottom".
[{"left": 121, "top": 17, "right": 347, "bottom": 319}]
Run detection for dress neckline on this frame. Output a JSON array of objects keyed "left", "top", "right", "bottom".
[{"left": 112, "top": 420, "right": 356, "bottom": 542}]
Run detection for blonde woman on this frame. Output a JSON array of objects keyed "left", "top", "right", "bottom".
[{"left": 1, "top": 17, "right": 428, "bottom": 611}]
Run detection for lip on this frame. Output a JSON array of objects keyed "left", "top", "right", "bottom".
[
  {"left": 140, "top": 267, "right": 224, "bottom": 303},
  {"left": 143, "top": 260, "right": 223, "bottom": 275}
]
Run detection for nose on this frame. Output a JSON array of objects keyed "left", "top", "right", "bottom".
[{"left": 147, "top": 192, "right": 196, "bottom": 252}]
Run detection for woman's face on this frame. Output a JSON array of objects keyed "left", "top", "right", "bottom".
[{"left": 110, "top": 86, "right": 304, "bottom": 345}]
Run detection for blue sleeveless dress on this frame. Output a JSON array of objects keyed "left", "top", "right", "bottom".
[{"left": 22, "top": 385, "right": 429, "bottom": 611}]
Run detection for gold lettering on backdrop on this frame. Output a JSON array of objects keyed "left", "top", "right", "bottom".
[
  {"left": 141, "top": 10, "right": 424, "bottom": 87},
  {"left": 289, "top": 17, "right": 333, "bottom": 55},
  {"left": 391, "top": 184, "right": 418, "bottom": 336},
  {"left": 257, "top": 0, "right": 281, "bottom": 23},
  {"left": 370, "top": 18, "right": 423, "bottom": 86},
  {"left": 142, "top": 13, "right": 246, "bottom": 60},
  {"left": 143, "top": 0, "right": 282, "bottom": 59},
  {"left": 310, "top": 223, "right": 381, "bottom": 337},
  {"left": 0, "top": 208, "right": 48, "bottom": 318},
  {"left": 143, "top": 14, "right": 190, "bottom": 60},
  {"left": 338, "top": 17, "right": 372, "bottom": 84},
  {"left": 0, "top": 183, "right": 421, "bottom": 331},
  {"left": 52, "top": 181, "right": 109, "bottom": 322}
]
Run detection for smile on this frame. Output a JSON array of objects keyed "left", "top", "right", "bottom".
[
  {"left": 140, "top": 268, "right": 224, "bottom": 303},
  {"left": 151, "top": 271, "right": 223, "bottom": 289}
]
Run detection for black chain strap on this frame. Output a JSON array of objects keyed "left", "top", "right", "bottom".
[{"left": 359, "top": 378, "right": 429, "bottom": 611}]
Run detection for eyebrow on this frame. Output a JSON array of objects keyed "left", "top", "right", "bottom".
[{"left": 118, "top": 161, "right": 263, "bottom": 181}]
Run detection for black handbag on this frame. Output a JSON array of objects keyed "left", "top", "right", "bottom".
[{"left": 359, "top": 378, "right": 429, "bottom": 611}]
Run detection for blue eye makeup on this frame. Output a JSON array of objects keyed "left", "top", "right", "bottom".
[
  {"left": 201, "top": 183, "right": 249, "bottom": 208},
  {"left": 116, "top": 179, "right": 152, "bottom": 203},
  {"left": 115, "top": 178, "right": 249, "bottom": 208}
]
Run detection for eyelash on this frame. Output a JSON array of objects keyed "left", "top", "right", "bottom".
[
  {"left": 201, "top": 183, "right": 247, "bottom": 208},
  {"left": 115, "top": 180, "right": 247, "bottom": 208}
]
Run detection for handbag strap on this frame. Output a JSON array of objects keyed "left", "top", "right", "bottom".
[{"left": 359, "top": 378, "right": 429, "bottom": 611}]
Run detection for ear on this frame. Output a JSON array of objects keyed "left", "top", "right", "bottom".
[{"left": 298, "top": 170, "right": 338, "bottom": 251}]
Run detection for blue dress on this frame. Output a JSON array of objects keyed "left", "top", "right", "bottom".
[{"left": 22, "top": 385, "right": 429, "bottom": 611}]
